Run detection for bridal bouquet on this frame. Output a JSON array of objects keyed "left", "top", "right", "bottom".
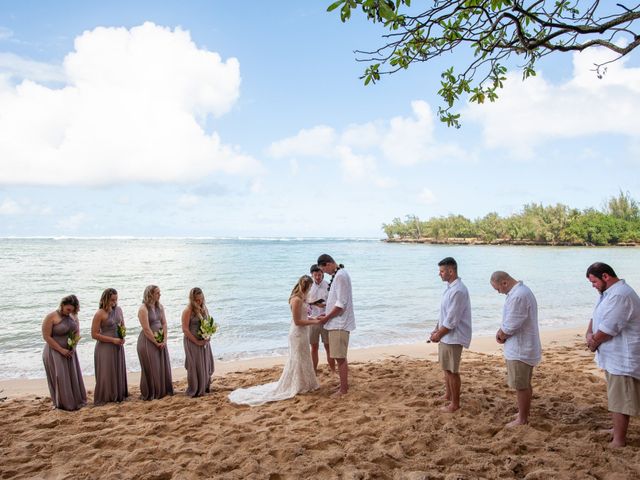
[
  {"left": 67, "top": 331, "right": 81, "bottom": 350},
  {"left": 153, "top": 328, "right": 164, "bottom": 343},
  {"left": 116, "top": 323, "right": 127, "bottom": 339},
  {"left": 198, "top": 315, "right": 218, "bottom": 340}
]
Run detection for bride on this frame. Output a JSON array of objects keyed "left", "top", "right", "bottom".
[{"left": 228, "top": 275, "right": 324, "bottom": 406}]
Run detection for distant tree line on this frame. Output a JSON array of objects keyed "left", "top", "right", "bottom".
[{"left": 383, "top": 192, "right": 640, "bottom": 246}]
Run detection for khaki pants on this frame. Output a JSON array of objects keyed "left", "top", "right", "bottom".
[
  {"left": 438, "top": 343, "right": 463, "bottom": 373},
  {"left": 328, "top": 330, "right": 349, "bottom": 359},
  {"left": 606, "top": 372, "right": 640, "bottom": 416},
  {"left": 506, "top": 360, "right": 533, "bottom": 390}
]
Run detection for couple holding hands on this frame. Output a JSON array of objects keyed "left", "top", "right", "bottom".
[{"left": 228, "top": 254, "right": 355, "bottom": 406}]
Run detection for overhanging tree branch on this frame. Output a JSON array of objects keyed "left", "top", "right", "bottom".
[{"left": 327, "top": 0, "right": 640, "bottom": 127}]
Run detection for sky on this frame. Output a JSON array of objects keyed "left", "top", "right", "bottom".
[{"left": 0, "top": 1, "right": 639, "bottom": 238}]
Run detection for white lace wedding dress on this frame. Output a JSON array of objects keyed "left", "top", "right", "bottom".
[{"left": 228, "top": 302, "right": 320, "bottom": 406}]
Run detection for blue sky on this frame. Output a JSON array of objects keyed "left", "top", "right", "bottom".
[{"left": 0, "top": 1, "right": 638, "bottom": 237}]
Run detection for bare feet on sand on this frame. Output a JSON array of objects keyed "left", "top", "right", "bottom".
[
  {"left": 505, "top": 418, "right": 528, "bottom": 428},
  {"left": 440, "top": 404, "right": 459, "bottom": 413}
]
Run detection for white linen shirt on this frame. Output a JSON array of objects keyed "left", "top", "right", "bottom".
[
  {"left": 501, "top": 282, "right": 541, "bottom": 366},
  {"left": 307, "top": 279, "right": 329, "bottom": 317},
  {"left": 324, "top": 268, "right": 356, "bottom": 332},
  {"left": 592, "top": 279, "right": 640, "bottom": 379},
  {"left": 439, "top": 278, "right": 472, "bottom": 348}
]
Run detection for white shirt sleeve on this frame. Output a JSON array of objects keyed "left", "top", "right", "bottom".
[
  {"left": 502, "top": 296, "right": 529, "bottom": 335},
  {"left": 597, "top": 294, "right": 633, "bottom": 336},
  {"left": 441, "top": 290, "right": 465, "bottom": 330},
  {"left": 333, "top": 274, "right": 348, "bottom": 309}
]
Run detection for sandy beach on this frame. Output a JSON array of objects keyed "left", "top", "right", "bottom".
[{"left": 1, "top": 328, "right": 639, "bottom": 479}]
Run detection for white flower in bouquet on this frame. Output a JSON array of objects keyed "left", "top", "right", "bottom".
[{"left": 198, "top": 315, "right": 218, "bottom": 340}]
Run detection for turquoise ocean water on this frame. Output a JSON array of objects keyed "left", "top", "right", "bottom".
[{"left": 1, "top": 237, "right": 639, "bottom": 379}]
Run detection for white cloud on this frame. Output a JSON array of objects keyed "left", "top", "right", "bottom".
[
  {"left": 466, "top": 47, "right": 640, "bottom": 158},
  {"left": 417, "top": 188, "right": 436, "bottom": 205},
  {"left": 0, "top": 22, "right": 261, "bottom": 186},
  {"left": 250, "top": 178, "right": 264, "bottom": 194},
  {"left": 0, "top": 27, "right": 12, "bottom": 40},
  {"left": 267, "top": 100, "right": 466, "bottom": 187},
  {"left": 0, "top": 198, "right": 20, "bottom": 214},
  {"left": 267, "top": 125, "right": 336, "bottom": 158},
  {"left": 289, "top": 158, "right": 299, "bottom": 175},
  {"left": 56, "top": 212, "right": 87, "bottom": 231},
  {"left": 340, "top": 122, "right": 381, "bottom": 150},
  {"left": 0, "top": 52, "right": 66, "bottom": 83},
  {"left": 336, "top": 146, "right": 396, "bottom": 188},
  {"left": 177, "top": 194, "right": 201, "bottom": 208},
  {"left": 0, "top": 197, "right": 52, "bottom": 215}
]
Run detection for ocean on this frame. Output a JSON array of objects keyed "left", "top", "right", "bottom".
[{"left": 1, "top": 237, "right": 638, "bottom": 380}]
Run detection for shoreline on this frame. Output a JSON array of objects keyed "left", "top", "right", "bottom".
[
  {"left": 383, "top": 237, "right": 640, "bottom": 247},
  {"left": 0, "top": 327, "right": 587, "bottom": 400}
]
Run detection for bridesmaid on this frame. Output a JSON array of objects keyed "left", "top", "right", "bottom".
[
  {"left": 137, "top": 285, "right": 173, "bottom": 400},
  {"left": 42, "top": 294, "right": 87, "bottom": 411},
  {"left": 181, "top": 287, "right": 215, "bottom": 397},
  {"left": 91, "top": 288, "right": 129, "bottom": 405}
]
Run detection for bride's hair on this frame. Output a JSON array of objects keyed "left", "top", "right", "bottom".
[{"left": 289, "top": 275, "right": 313, "bottom": 302}]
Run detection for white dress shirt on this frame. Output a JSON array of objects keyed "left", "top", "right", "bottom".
[
  {"left": 324, "top": 268, "right": 356, "bottom": 332},
  {"left": 439, "top": 278, "right": 472, "bottom": 348},
  {"left": 307, "top": 279, "right": 329, "bottom": 317},
  {"left": 592, "top": 279, "right": 640, "bottom": 379},
  {"left": 501, "top": 282, "right": 541, "bottom": 366}
]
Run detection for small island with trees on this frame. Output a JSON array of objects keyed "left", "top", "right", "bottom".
[{"left": 383, "top": 192, "right": 640, "bottom": 246}]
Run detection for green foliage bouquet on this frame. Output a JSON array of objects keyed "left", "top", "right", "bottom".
[
  {"left": 198, "top": 316, "right": 218, "bottom": 341},
  {"left": 116, "top": 323, "right": 126, "bottom": 339},
  {"left": 153, "top": 328, "right": 164, "bottom": 343},
  {"left": 67, "top": 331, "right": 81, "bottom": 350}
]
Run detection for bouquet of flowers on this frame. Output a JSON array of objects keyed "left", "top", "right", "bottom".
[
  {"left": 67, "top": 331, "right": 81, "bottom": 350},
  {"left": 198, "top": 315, "right": 218, "bottom": 340},
  {"left": 154, "top": 328, "right": 164, "bottom": 343},
  {"left": 116, "top": 323, "right": 127, "bottom": 339}
]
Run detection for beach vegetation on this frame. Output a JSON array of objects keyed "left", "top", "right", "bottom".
[
  {"left": 327, "top": 1, "right": 640, "bottom": 127},
  {"left": 382, "top": 192, "right": 640, "bottom": 245}
]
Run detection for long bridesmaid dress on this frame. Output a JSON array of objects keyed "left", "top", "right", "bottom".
[
  {"left": 93, "top": 307, "right": 129, "bottom": 404},
  {"left": 183, "top": 312, "right": 214, "bottom": 397},
  {"left": 137, "top": 305, "right": 173, "bottom": 400},
  {"left": 42, "top": 315, "right": 87, "bottom": 411}
]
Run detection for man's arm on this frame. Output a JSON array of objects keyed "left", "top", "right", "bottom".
[
  {"left": 500, "top": 296, "right": 528, "bottom": 336},
  {"left": 495, "top": 328, "right": 510, "bottom": 344},
  {"left": 587, "top": 294, "right": 630, "bottom": 351},
  {"left": 587, "top": 330, "right": 613, "bottom": 351},
  {"left": 430, "top": 326, "right": 451, "bottom": 343},
  {"left": 440, "top": 290, "right": 466, "bottom": 330}
]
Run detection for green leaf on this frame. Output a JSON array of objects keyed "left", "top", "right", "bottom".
[{"left": 327, "top": 0, "right": 345, "bottom": 12}]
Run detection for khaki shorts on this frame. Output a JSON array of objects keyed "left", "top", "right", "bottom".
[
  {"left": 438, "top": 343, "right": 463, "bottom": 373},
  {"left": 506, "top": 360, "right": 534, "bottom": 390},
  {"left": 606, "top": 372, "right": 640, "bottom": 417},
  {"left": 328, "top": 330, "right": 349, "bottom": 359},
  {"left": 309, "top": 324, "right": 329, "bottom": 345}
]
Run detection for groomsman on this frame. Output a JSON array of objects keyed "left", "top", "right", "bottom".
[
  {"left": 585, "top": 262, "right": 640, "bottom": 447},
  {"left": 307, "top": 264, "right": 334, "bottom": 374},
  {"left": 317, "top": 254, "right": 355, "bottom": 396},
  {"left": 491, "top": 271, "right": 541, "bottom": 427},
  {"left": 429, "top": 257, "right": 472, "bottom": 413}
]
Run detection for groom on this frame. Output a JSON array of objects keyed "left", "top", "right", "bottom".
[{"left": 316, "top": 253, "right": 355, "bottom": 396}]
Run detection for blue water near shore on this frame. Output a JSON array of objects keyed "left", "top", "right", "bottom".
[{"left": 0, "top": 237, "right": 639, "bottom": 380}]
